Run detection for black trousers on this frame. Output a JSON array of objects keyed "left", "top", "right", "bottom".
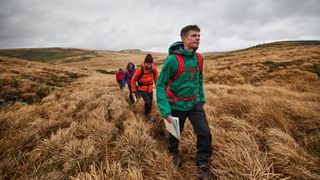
[
  {"left": 140, "top": 91, "right": 153, "bottom": 116},
  {"left": 128, "top": 84, "right": 135, "bottom": 104},
  {"left": 168, "top": 102, "right": 212, "bottom": 168}
]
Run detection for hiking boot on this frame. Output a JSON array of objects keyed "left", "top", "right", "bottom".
[
  {"left": 197, "top": 167, "right": 217, "bottom": 180},
  {"left": 172, "top": 154, "right": 182, "bottom": 168}
]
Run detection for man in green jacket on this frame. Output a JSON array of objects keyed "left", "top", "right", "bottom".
[{"left": 156, "top": 25, "right": 215, "bottom": 179}]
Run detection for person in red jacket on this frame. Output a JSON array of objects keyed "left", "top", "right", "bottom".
[
  {"left": 116, "top": 68, "right": 125, "bottom": 90},
  {"left": 131, "top": 54, "right": 158, "bottom": 123}
]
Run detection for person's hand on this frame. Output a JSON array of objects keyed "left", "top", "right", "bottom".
[
  {"left": 132, "top": 94, "right": 137, "bottom": 103},
  {"left": 165, "top": 115, "right": 172, "bottom": 124}
]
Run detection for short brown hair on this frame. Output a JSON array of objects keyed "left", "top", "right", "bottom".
[{"left": 180, "top": 25, "right": 200, "bottom": 38}]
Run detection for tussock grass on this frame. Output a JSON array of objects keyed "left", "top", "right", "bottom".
[
  {"left": 74, "top": 162, "right": 144, "bottom": 180},
  {"left": 0, "top": 57, "right": 87, "bottom": 105},
  {"left": 112, "top": 117, "right": 157, "bottom": 168},
  {"left": 202, "top": 84, "right": 320, "bottom": 179},
  {"left": 1, "top": 42, "right": 319, "bottom": 179},
  {"left": 204, "top": 41, "right": 320, "bottom": 93},
  {"left": 266, "top": 128, "right": 319, "bottom": 179},
  {"left": 212, "top": 128, "right": 280, "bottom": 179}
]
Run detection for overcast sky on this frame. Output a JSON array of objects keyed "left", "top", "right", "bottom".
[{"left": 0, "top": 0, "right": 319, "bottom": 52}]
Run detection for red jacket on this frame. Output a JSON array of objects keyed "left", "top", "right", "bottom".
[{"left": 116, "top": 71, "right": 124, "bottom": 82}]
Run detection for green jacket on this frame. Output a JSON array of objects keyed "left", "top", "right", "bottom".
[{"left": 156, "top": 41, "right": 206, "bottom": 118}]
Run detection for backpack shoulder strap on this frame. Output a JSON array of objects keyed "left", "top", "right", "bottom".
[
  {"left": 196, "top": 52, "right": 203, "bottom": 71},
  {"left": 151, "top": 66, "right": 155, "bottom": 75},
  {"left": 172, "top": 54, "right": 184, "bottom": 81},
  {"left": 166, "top": 53, "right": 203, "bottom": 103},
  {"left": 137, "top": 65, "right": 144, "bottom": 82}
]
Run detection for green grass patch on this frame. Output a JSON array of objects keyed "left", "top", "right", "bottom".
[
  {"left": 0, "top": 48, "right": 95, "bottom": 63},
  {"left": 306, "top": 63, "right": 320, "bottom": 77}
]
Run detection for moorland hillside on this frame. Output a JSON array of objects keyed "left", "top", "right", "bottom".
[{"left": 0, "top": 41, "right": 319, "bottom": 179}]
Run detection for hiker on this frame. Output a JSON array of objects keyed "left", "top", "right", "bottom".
[
  {"left": 116, "top": 68, "right": 125, "bottom": 90},
  {"left": 123, "top": 62, "right": 136, "bottom": 104},
  {"left": 156, "top": 25, "right": 215, "bottom": 179},
  {"left": 131, "top": 54, "right": 158, "bottom": 123}
]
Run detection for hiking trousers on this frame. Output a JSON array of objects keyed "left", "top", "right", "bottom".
[
  {"left": 118, "top": 81, "right": 124, "bottom": 90},
  {"left": 140, "top": 91, "right": 153, "bottom": 116},
  {"left": 128, "top": 84, "right": 135, "bottom": 104},
  {"left": 168, "top": 102, "right": 212, "bottom": 168}
]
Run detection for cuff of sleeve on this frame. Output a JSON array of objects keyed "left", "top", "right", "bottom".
[{"left": 164, "top": 113, "right": 171, "bottom": 118}]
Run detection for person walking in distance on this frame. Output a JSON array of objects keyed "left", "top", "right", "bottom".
[
  {"left": 123, "top": 62, "right": 136, "bottom": 104},
  {"left": 116, "top": 68, "right": 125, "bottom": 90},
  {"left": 156, "top": 25, "right": 215, "bottom": 179},
  {"left": 131, "top": 54, "right": 158, "bottom": 123}
]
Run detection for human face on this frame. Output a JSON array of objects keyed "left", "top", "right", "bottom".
[
  {"left": 145, "top": 62, "right": 152, "bottom": 69},
  {"left": 182, "top": 30, "right": 200, "bottom": 52}
]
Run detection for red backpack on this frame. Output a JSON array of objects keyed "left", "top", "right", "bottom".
[{"left": 166, "top": 53, "right": 203, "bottom": 103}]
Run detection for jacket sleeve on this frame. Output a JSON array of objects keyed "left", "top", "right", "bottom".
[
  {"left": 156, "top": 56, "right": 177, "bottom": 118},
  {"left": 131, "top": 68, "right": 141, "bottom": 94},
  {"left": 198, "top": 56, "right": 206, "bottom": 103},
  {"left": 116, "top": 73, "right": 119, "bottom": 82}
]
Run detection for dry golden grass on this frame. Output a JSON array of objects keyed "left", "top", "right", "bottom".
[
  {"left": 62, "top": 50, "right": 166, "bottom": 71},
  {"left": 0, "top": 56, "right": 88, "bottom": 105},
  {"left": 203, "top": 84, "right": 319, "bottom": 179},
  {"left": 204, "top": 41, "right": 320, "bottom": 93},
  {"left": 0, "top": 41, "right": 319, "bottom": 179}
]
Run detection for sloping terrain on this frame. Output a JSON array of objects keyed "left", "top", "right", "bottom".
[
  {"left": 204, "top": 41, "right": 320, "bottom": 93},
  {"left": 0, "top": 48, "right": 98, "bottom": 63},
  {"left": 0, "top": 57, "right": 87, "bottom": 105},
  {"left": 0, "top": 41, "right": 319, "bottom": 179}
]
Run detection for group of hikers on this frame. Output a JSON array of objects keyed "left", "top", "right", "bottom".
[
  {"left": 115, "top": 25, "right": 216, "bottom": 180},
  {"left": 116, "top": 53, "right": 158, "bottom": 123}
]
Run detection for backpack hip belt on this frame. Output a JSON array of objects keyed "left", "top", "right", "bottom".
[{"left": 138, "top": 82, "right": 153, "bottom": 86}]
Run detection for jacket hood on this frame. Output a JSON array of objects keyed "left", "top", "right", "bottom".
[{"left": 168, "top": 41, "right": 198, "bottom": 56}]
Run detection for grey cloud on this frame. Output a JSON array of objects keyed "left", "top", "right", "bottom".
[{"left": 0, "top": 0, "right": 319, "bottom": 52}]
